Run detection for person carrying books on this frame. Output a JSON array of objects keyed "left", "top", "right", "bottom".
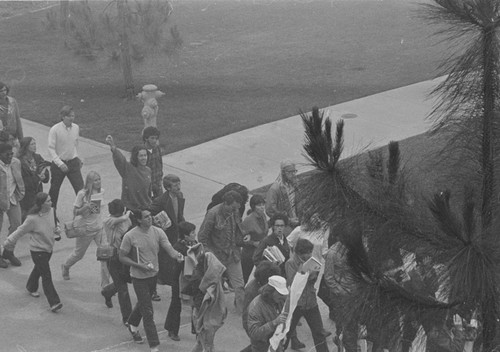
[
  {"left": 253, "top": 214, "right": 291, "bottom": 276},
  {"left": 151, "top": 174, "right": 186, "bottom": 301},
  {"left": 284, "top": 238, "right": 329, "bottom": 352},
  {"left": 100, "top": 199, "right": 133, "bottom": 322},
  {"left": 119, "top": 208, "right": 184, "bottom": 352},
  {"left": 61, "top": 171, "right": 106, "bottom": 283}
]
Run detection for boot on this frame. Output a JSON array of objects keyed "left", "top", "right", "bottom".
[
  {"left": 3, "top": 249, "right": 21, "bottom": 266},
  {"left": 290, "top": 336, "right": 305, "bottom": 350},
  {"left": 0, "top": 257, "right": 8, "bottom": 268}
]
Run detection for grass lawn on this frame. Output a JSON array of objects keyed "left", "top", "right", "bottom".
[{"left": 0, "top": 0, "right": 449, "bottom": 153}]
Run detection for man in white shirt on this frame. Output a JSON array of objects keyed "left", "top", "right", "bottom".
[
  {"left": 0, "top": 143, "right": 24, "bottom": 268},
  {"left": 47, "top": 105, "right": 84, "bottom": 213}
]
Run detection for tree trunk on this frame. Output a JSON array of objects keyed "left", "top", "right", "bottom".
[
  {"left": 480, "top": 28, "right": 497, "bottom": 231},
  {"left": 480, "top": 27, "right": 498, "bottom": 351},
  {"left": 117, "top": 0, "right": 135, "bottom": 99}
]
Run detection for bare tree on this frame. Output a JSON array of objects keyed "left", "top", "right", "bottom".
[{"left": 48, "top": 0, "right": 180, "bottom": 99}]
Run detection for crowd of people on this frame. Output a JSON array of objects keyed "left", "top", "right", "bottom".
[{"left": 0, "top": 80, "right": 475, "bottom": 352}]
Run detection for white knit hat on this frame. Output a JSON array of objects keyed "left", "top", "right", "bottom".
[{"left": 268, "top": 275, "right": 288, "bottom": 295}]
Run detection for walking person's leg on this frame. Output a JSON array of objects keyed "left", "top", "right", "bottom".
[
  {"left": 241, "top": 250, "right": 254, "bottom": 284},
  {"left": 303, "top": 305, "right": 329, "bottom": 352},
  {"left": 66, "top": 158, "right": 84, "bottom": 194},
  {"left": 141, "top": 275, "right": 160, "bottom": 349},
  {"left": 165, "top": 279, "right": 181, "bottom": 339},
  {"left": 285, "top": 307, "right": 306, "bottom": 350},
  {"left": 26, "top": 251, "right": 42, "bottom": 294},
  {"left": 36, "top": 251, "right": 61, "bottom": 307},
  {"left": 0, "top": 209, "right": 8, "bottom": 268},
  {"left": 48, "top": 163, "right": 66, "bottom": 211},
  {"left": 2, "top": 203, "right": 22, "bottom": 266},
  {"left": 107, "top": 257, "right": 131, "bottom": 323},
  {"left": 128, "top": 277, "right": 160, "bottom": 347},
  {"left": 6, "top": 202, "right": 21, "bottom": 234},
  {"left": 225, "top": 260, "right": 245, "bottom": 314},
  {"left": 199, "top": 326, "right": 218, "bottom": 352},
  {"left": 62, "top": 235, "right": 94, "bottom": 279},
  {"left": 94, "top": 231, "right": 111, "bottom": 287}
]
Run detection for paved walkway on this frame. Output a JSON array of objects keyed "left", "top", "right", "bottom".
[{"left": 0, "top": 76, "right": 442, "bottom": 352}]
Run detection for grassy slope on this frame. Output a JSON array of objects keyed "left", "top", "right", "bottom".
[{"left": 0, "top": 0, "right": 447, "bottom": 152}]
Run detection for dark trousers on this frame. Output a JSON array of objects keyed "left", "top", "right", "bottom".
[
  {"left": 401, "top": 311, "right": 440, "bottom": 352},
  {"left": 26, "top": 251, "right": 60, "bottom": 307},
  {"left": 241, "top": 248, "right": 255, "bottom": 284},
  {"left": 104, "top": 256, "right": 132, "bottom": 324},
  {"left": 128, "top": 276, "right": 160, "bottom": 348},
  {"left": 330, "top": 294, "right": 357, "bottom": 352},
  {"left": 49, "top": 158, "right": 84, "bottom": 210},
  {"left": 164, "top": 280, "right": 181, "bottom": 335},
  {"left": 288, "top": 305, "right": 329, "bottom": 352}
]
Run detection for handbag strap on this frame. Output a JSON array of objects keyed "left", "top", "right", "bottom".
[{"left": 53, "top": 209, "right": 59, "bottom": 227}]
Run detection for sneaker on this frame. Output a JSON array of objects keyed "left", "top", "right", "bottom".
[
  {"left": 101, "top": 291, "right": 113, "bottom": 308},
  {"left": 151, "top": 292, "right": 161, "bottom": 302},
  {"left": 127, "top": 324, "right": 144, "bottom": 344},
  {"left": 168, "top": 331, "right": 180, "bottom": 341},
  {"left": 28, "top": 290, "right": 40, "bottom": 297},
  {"left": 3, "top": 250, "right": 21, "bottom": 266},
  {"left": 0, "top": 258, "right": 9, "bottom": 269},
  {"left": 61, "top": 264, "right": 70, "bottom": 280},
  {"left": 50, "top": 302, "right": 63, "bottom": 312},
  {"left": 290, "top": 336, "right": 306, "bottom": 350},
  {"left": 321, "top": 329, "right": 332, "bottom": 338},
  {"left": 150, "top": 347, "right": 160, "bottom": 352}
]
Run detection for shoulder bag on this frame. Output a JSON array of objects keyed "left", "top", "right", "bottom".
[
  {"left": 96, "top": 232, "right": 114, "bottom": 261},
  {"left": 64, "top": 219, "right": 88, "bottom": 238}
]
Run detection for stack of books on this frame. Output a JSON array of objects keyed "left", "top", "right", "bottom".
[
  {"left": 153, "top": 210, "right": 172, "bottom": 229},
  {"left": 263, "top": 246, "right": 286, "bottom": 264}
]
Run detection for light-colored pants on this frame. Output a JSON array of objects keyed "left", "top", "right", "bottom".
[
  {"left": 0, "top": 203, "right": 21, "bottom": 238},
  {"left": 225, "top": 260, "right": 245, "bottom": 314},
  {"left": 64, "top": 229, "right": 110, "bottom": 286}
]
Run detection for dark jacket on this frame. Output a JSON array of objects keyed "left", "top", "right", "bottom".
[
  {"left": 198, "top": 203, "right": 244, "bottom": 266},
  {"left": 19, "top": 153, "right": 49, "bottom": 213},
  {"left": 253, "top": 232, "right": 290, "bottom": 275},
  {"left": 153, "top": 191, "right": 186, "bottom": 285},
  {"left": 151, "top": 190, "right": 185, "bottom": 243},
  {"left": 162, "top": 238, "right": 197, "bottom": 287},
  {"left": 247, "top": 295, "right": 285, "bottom": 352}
]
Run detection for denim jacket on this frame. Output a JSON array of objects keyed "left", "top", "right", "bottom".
[{"left": 198, "top": 203, "right": 244, "bottom": 266}]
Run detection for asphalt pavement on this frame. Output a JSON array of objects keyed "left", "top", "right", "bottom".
[{"left": 0, "top": 76, "right": 442, "bottom": 352}]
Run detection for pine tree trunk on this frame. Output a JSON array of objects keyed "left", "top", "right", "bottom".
[
  {"left": 480, "top": 28, "right": 496, "bottom": 231},
  {"left": 117, "top": 0, "right": 135, "bottom": 99},
  {"left": 480, "top": 27, "right": 498, "bottom": 351}
]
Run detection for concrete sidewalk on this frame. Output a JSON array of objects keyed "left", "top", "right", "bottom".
[{"left": 0, "top": 76, "right": 441, "bottom": 352}]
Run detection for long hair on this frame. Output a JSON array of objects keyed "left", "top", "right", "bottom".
[
  {"left": 83, "top": 171, "right": 101, "bottom": 201},
  {"left": 130, "top": 145, "right": 148, "bottom": 167},
  {"left": 0, "top": 81, "right": 9, "bottom": 95},
  {"left": 18, "top": 137, "right": 35, "bottom": 159},
  {"left": 28, "top": 192, "right": 48, "bottom": 215}
]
